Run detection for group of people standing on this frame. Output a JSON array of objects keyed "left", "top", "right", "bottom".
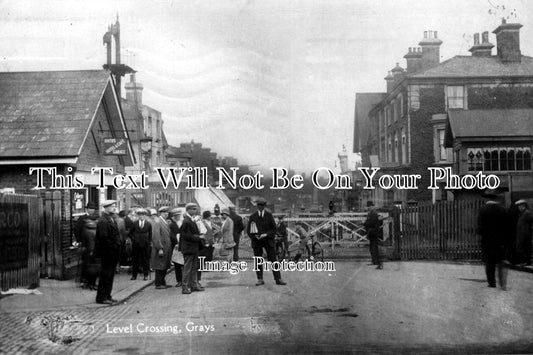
[
  {"left": 477, "top": 191, "right": 533, "bottom": 291},
  {"left": 75, "top": 200, "right": 251, "bottom": 303}
]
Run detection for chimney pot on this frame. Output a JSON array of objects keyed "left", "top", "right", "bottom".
[
  {"left": 434, "top": 31, "right": 438, "bottom": 39},
  {"left": 473, "top": 33, "right": 480, "bottom": 45},
  {"left": 502, "top": 18, "right": 506, "bottom": 24},
  {"left": 424, "top": 31, "right": 428, "bottom": 39}
]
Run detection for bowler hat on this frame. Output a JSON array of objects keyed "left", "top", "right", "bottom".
[
  {"left": 481, "top": 188, "right": 500, "bottom": 199},
  {"left": 102, "top": 200, "right": 117, "bottom": 208},
  {"left": 86, "top": 201, "right": 98, "bottom": 209},
  {"left": 255, "top": 197, "right": 267, "bottom": 205}
]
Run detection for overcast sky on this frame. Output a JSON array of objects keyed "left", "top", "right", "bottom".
[{"left": 1, "top": 0, "right": 532, "bottom": 173}]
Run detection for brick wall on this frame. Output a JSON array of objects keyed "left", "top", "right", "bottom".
[{"left": 407, "top": 85, "right": 445, "bottom": 201}]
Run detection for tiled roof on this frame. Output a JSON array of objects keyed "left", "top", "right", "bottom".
[
  {"left": 448, "top": 109, "right": 533, "bottom": 138},
  {"left": 0, "top": 70, "right": 111, "bottom": 158},
  {"left": 411, "top": 56, "right": 533, "bottom": 78}
]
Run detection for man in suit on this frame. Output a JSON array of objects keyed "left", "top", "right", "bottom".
[
  {"left": 247, "top": 197, "right": 286, "bottom": 286},
  {"left": 74, "top": 201, "right": 99, "bottom": 290},
  {"left": 229, "top": 206, "right": 244, "bottom": 261},
  {"left": 179, "top": 202, "right": 205, "bottom": 294},
  {"left": 130, "top": 208, "right": 152, "bottom": 281},
  {"left": 95, "top": 200, "right": 121, "bottom": 305},
  {"left": 150, "top": 206, "right": 172, "bottom": 289},
  {"left": 364, "top": 201, "right": 383, "bottom": 269},
  {"left": 478, "top": 189, "right": 511, "bottom": 290}
]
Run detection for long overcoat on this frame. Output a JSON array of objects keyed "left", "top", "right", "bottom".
[{"left": 150, "top": 216, "right": 172, "bottom": 270}]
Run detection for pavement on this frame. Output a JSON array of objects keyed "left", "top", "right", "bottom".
[{"left": 0, "top": 268, "right": 154, "bottom": 313}]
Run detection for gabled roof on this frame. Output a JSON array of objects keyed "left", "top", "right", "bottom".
[
  {"left": 0, "top": 70, "right": 135, "bottom": 165},
  {"left": 447, "top": 109, "right": 533, "bottom": 140},
  {"left": 411, "top": 56, "right": 533, "bottom": 78}
]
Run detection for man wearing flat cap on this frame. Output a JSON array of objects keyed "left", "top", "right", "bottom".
[
  {"left": 179, "top": 202, "right": 205, "bottom": 294},
  {"left": 150, "top": 206, "right": 172, "bottom": 289},
  {"left": 477, "top": 190, "right": 511, "bottom": 290},
  {"left": 130, "top": 209, "right": 152, "bottom": 281},
  {"left": 247, "top": 197, "right": 286, "bottom": 286},
  {"left": 95, "top": 200, "right": 121, "bottom": 304},
  {"left": 515, "top": 199, "right": 533, "bottom": 266},
  {"left": 75, "top": 201, "right": 100, "bottom": 290}
]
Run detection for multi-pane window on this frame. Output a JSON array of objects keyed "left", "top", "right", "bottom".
[
  {"left": 394, "top": 133, "right": 399, "bottom": 162},
  {"left": 387, "top": 136, "right": 392, "bottom": 162},
  {"left": 401, "top": 128, "right": 407, "bottom": 164},
  {"left": 467, "top": 147, "right": 532, "bottom": 171},
  {"left": 447, "top": 86, "right": 465, "bottom": 109},
  {"left": 438, "top": 129, "right": 447, "bottom": 161}
]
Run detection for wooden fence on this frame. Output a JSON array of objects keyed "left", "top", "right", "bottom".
[
  {"left": 0, "top": 193, "right": 42, "bottom": 291},
  {"left": 393, "top": 200, "right": 485, "bottom": 260}
]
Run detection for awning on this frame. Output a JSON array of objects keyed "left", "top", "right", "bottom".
[{"left": 194, "top": 187, "right": 235, "bottom": 212}]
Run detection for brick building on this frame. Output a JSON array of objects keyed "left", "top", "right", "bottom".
[
  {"left": 355, "top": 20, "right": 533, "bottom": 206},
  {"left": 0, "top": 70, "right": 135, "bottom": 278}
]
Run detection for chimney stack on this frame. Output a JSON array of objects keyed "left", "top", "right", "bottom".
[
  {"left": 384, "top": 71, "right": 394, "bottom": 93},
  {"left": 469, "top": 31, "right": 494, "bottom": 57},
  {"left": 419, "top": 30, "right": 443, "bottom": 70},
  {"left": 125, "top": 73, "right": 143, "bottom": 110},
  {"left": 493, "top": 18, "right": 522, "bottom": 63},
  {"left": 404, "top": 47, "right": 423, "bottom": 73}
]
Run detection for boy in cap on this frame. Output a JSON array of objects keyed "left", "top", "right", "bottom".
[{"left": 95, "top": 200, "right": 121, "bottom": 304}]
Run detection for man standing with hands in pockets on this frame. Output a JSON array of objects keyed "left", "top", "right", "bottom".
[
  {"left": 179, "top": 203, "right": 205, "bottom": 294},
  {"left": 247, "top": 197, "right": 287, "bottom": 286}
]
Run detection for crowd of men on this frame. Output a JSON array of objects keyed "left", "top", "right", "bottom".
[{"left": 74, "top": 197, "right": 286, "bottom": 305}]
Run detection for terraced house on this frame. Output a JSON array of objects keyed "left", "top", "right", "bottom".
[{"left": 355, "top": 19, "right": 533, "bottom": 206}]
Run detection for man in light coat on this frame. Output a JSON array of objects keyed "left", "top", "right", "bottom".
[
  {"left": 150, "top": 206, "right": 172, "bottom": 289},
  {"left": 220, "top": 208, "right": 235, "bottom": 262}
]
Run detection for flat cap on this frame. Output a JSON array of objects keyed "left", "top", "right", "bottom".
[
  {"left": 136, "top": 208, "right": 148, "bottom": 215},
  {"left": 158, "top": 206, "right": 170, "bottom": 213},
  {"left": 515, "top": 199, "right": 527, "bottom": 206},
  {"left": 170, "top": 208, "right": 182, "bottom": 216},
  {"left": 185, "top": 202, "right": 198, "bottom": 210},
  {"left": 221, "top": 208, "right": 230, "bottom": 216},
  {"left": 255, "top": 197, "right": 267, "bottom": 205},
  {"left": 102, "top": 200, "right": 117, "bottom": 208},
  {"left": 148, "top": 208, "right": 158, "bottom": 216}
]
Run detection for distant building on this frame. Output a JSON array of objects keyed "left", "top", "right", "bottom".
[{"left": 355, "top": 20, "right": 533, "bottom": 206}]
